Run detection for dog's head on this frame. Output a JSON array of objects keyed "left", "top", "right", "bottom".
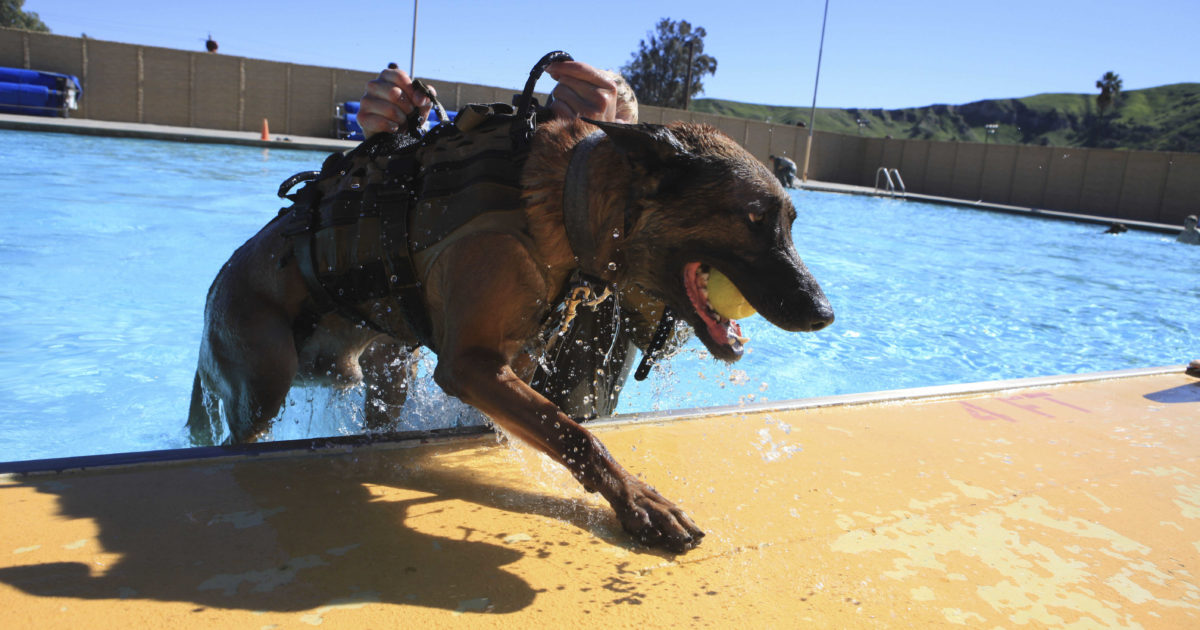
[{"left": 592, "top": 120, "right": 835, "bottom": 362}]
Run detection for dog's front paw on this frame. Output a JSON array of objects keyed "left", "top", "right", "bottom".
[{"left": 615, "top": 479, "right": 705, "bottom": 553}]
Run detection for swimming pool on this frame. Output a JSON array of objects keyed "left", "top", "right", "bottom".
[{"left": 1, "top": 129, "right": 1196, "bottom": 462}]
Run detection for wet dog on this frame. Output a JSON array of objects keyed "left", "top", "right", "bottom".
[{"left": 188, "top": 117, "right": 834, "bottom": 552}]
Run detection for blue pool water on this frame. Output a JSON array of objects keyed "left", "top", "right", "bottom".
[{"left": 1, "top": 129, "right": 1197, "bottom": 462}]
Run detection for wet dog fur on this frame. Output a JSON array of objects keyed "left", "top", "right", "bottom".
[{"left": 188, "top": 118, "right": 834, "bottom": 552}]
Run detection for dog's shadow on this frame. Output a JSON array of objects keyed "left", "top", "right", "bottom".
[
  {"left": 1143, "top": 381, "right": 1200, "bottom": 404},
  {"left": 0, "top": 446, "right": 640, "bottom": 616}
]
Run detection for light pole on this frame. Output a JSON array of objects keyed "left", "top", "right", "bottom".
[
  {"left": 409, "top": 0, "right": 419, "bottom": 77},
  {"left": 801, "top": 0, "right": 831, "bottom": 183},
  {"left": 683, "top": 38, "right": 696, "bottom": 111}
]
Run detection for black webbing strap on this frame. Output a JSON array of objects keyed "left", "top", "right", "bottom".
[{"left": 634, "top": 307, "right": 678, "bottom": 381}]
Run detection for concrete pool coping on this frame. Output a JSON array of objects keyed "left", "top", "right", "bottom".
[
  {"left": 0, "top": 112, "right": 357, "bottom": 152},
  {"left": 0, "top": 364, "right": 1188, "bottom": 476},
  {"left": 2, "top": 365, "right": 1198, "bottom": 627},
  {"left": 798, "top": 179, "right": 1183, "bottom": 235}
]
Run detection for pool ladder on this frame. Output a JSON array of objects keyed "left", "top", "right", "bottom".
[{"left": 874, "top": 167, "right": 906, "bottom": 197}]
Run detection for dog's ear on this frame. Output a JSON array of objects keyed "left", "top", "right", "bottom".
[
  {"left": 584, "top": 119, "right": 694, "bottom": 199},
  {"left": 583, "top": 119, "right": 689, "bottom": 166}
]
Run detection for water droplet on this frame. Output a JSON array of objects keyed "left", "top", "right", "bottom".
[
  {"left": 607, "top": 262, "right": 618, "bottom": 271},
  {"left": 612, "top": 228, "right": 621, "bottom": 239}
]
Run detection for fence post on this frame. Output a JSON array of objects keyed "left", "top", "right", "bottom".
[
  {"left": 188, "top": 53, "right": 195, "bottom": 128},
  {"left": 80, "top": 36, "right": 89, "bottom": 119},
  {"left": 136, "top": 47, "right": 144, "bottom": 123}
]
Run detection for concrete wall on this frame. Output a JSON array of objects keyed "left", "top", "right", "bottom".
[
  {"left": 862, "top": 135, "right": 1200, "bottom": 225},
  {"left": 0, "top": 28, "right": 523, "bottom": 137},
  {"left": 3, "top": 27, "right": 1195, "bottom": 225}
]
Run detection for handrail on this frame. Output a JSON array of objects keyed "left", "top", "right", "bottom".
[
  {"left": 874, "top": 167, "right": 896, "bottom": 195},
  {"left": 874, "top": 167, "right": 906, "bottom": 196}
]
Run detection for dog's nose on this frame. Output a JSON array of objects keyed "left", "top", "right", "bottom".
[
  {"left": 809, "top": 315, "right": 834, "bottom": 331},
  {"left": 805, "top": 302, "right": 835, "bottom": 332}
]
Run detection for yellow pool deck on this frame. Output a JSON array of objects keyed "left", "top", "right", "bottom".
[{"left": 2, "top": 367, "right": 1198, "bottom": 628}]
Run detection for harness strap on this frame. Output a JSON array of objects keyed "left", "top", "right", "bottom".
[{"left": 634, "top": 306, "right": 678, "bottom": 381}]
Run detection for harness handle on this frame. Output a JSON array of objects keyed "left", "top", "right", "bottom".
[
  {"left": 516, "top": 50, "right": 573, "bottom": 119},
  {"left": 510, "top": 51, "right": 574, "bottom": 148},
  {"left": 409, "top": 78, "right": 449, "bottom": 134}
]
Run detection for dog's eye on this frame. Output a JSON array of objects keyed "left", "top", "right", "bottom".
[{"left": 747, "top": 209, "right": 766, "bottom": 224}]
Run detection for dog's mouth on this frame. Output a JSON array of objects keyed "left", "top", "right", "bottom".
[{"left": 683, "top": 262, "right": 752, "bottom": 358}]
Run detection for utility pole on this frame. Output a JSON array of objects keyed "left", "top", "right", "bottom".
[
  {"left": 409, "top": 0, "right": 419, "bottom": 77},
  {"left": 801, "top": 0, "right": 831, "bottom": 183},
  {"left": 683, "top": 38, "right": 695, "bottom": 111}
]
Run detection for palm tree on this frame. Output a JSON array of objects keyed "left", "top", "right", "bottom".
[{"left": 1096, "top": 71, "right": 1123, "bottom": 117}]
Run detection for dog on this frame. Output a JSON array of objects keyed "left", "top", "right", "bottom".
[{"left": 188, "top": 114, "right": 834, "bottom": 552}]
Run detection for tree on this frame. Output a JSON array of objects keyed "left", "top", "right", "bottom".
[
  {"left": 1095, "top": 71, "right": 1122, "bottom": 116},
  {"left": 620, "top": 18, "right": 717, "bottom": 110},
  {"left": 1, "top": 0, "right": 49, "bottom": 32}
]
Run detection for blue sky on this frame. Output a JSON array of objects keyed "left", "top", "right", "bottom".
[{"left": 26, "top": 0, "right": 1198, "bottom": 109}]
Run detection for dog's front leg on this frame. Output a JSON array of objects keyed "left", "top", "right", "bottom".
[
  {"left": 430, "top": 236, "right": 704, "bottom": 552},
  {"left": 438, "top": 347, "right": 703, "bottom": 552}
]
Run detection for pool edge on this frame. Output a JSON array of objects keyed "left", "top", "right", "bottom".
[{"left": 3, "top": 364, "right": 1189, "bottom": 477}]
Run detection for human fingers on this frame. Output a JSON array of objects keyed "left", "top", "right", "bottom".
[
  {"left": 366, "top": 68, "right": 426, "bottom": 112},
  {"left": 359, "top": 68, "right": 434, "bottom": 138},
  {"left": 550, "top": 75, "right": 617, "bottom": 121},
  {"left": 546, "top": 61, "right": 618, "bottom": 92},
  {"left": 379, "top": 68, "right": 435, "bottom": 118},
  {"left": 357, "top": 98, "right": 405, "bottom": 137}
]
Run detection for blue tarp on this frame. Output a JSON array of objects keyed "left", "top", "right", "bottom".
[{"left": 0, "top": 67, "right": 83, "bottom": 117}]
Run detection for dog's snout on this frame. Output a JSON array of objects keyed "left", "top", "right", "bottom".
[
  {"left": 808, "top": 309, "right": 835, "bottom": 331},
  {"left": 801, "top": 301, "right": 835, "bottom": 332}
]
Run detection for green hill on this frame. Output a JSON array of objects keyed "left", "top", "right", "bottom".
[{"left": 691, "top": 83, "right": 1200, "bottom": 152}]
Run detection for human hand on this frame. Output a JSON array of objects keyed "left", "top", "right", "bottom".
[
  {"left": 547, "top": 61, "right": 635, "bottom": 123},
  {"left": 357, "top": 67, "right": 436, "bottom": 139}
]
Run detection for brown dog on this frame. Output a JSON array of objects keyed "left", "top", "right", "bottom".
[{"left": 188, "top": 115, "right": 833, "bottom": 552}]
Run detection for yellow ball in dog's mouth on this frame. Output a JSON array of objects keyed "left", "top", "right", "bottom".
[{"left": 707, "top": 269, "right": 757, "bottom": 320}]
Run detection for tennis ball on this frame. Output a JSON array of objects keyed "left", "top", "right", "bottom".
[{"left": 707, "top": 269, "right": 757, "bottom": 320}]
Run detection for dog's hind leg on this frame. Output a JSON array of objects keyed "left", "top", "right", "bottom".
[
  {"left": 360, "top": 338, "right": 418, "bottom": 431},
  {"left": 186, "top": 371, "right": 222, "bottom": 446},
  {"left": 205, "top": 306, "right": 300, "bottom": 444}
]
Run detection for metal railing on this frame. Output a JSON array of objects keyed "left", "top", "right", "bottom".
[{"left": 874, "top": 167, "right": 906, "bottom": 196}]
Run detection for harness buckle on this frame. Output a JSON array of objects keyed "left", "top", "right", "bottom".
[{"left": 557, "top": 275, "right": 613, "bottom": 337}]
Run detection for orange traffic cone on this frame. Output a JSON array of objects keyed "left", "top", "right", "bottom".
[{"left": 260, "top": 118, "right": 270, "bottom": 141}]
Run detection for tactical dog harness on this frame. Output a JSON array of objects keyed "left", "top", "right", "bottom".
[
  {"left": 276, "top": 51, "right": 677, "bottom": 383},
  {"left": 277, "top": 52, "right": 584, "bottom": 349}
]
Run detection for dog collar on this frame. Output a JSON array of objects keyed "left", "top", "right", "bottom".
[{"left": 562, "top": 129, "right": 609, "bottom": 281}]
